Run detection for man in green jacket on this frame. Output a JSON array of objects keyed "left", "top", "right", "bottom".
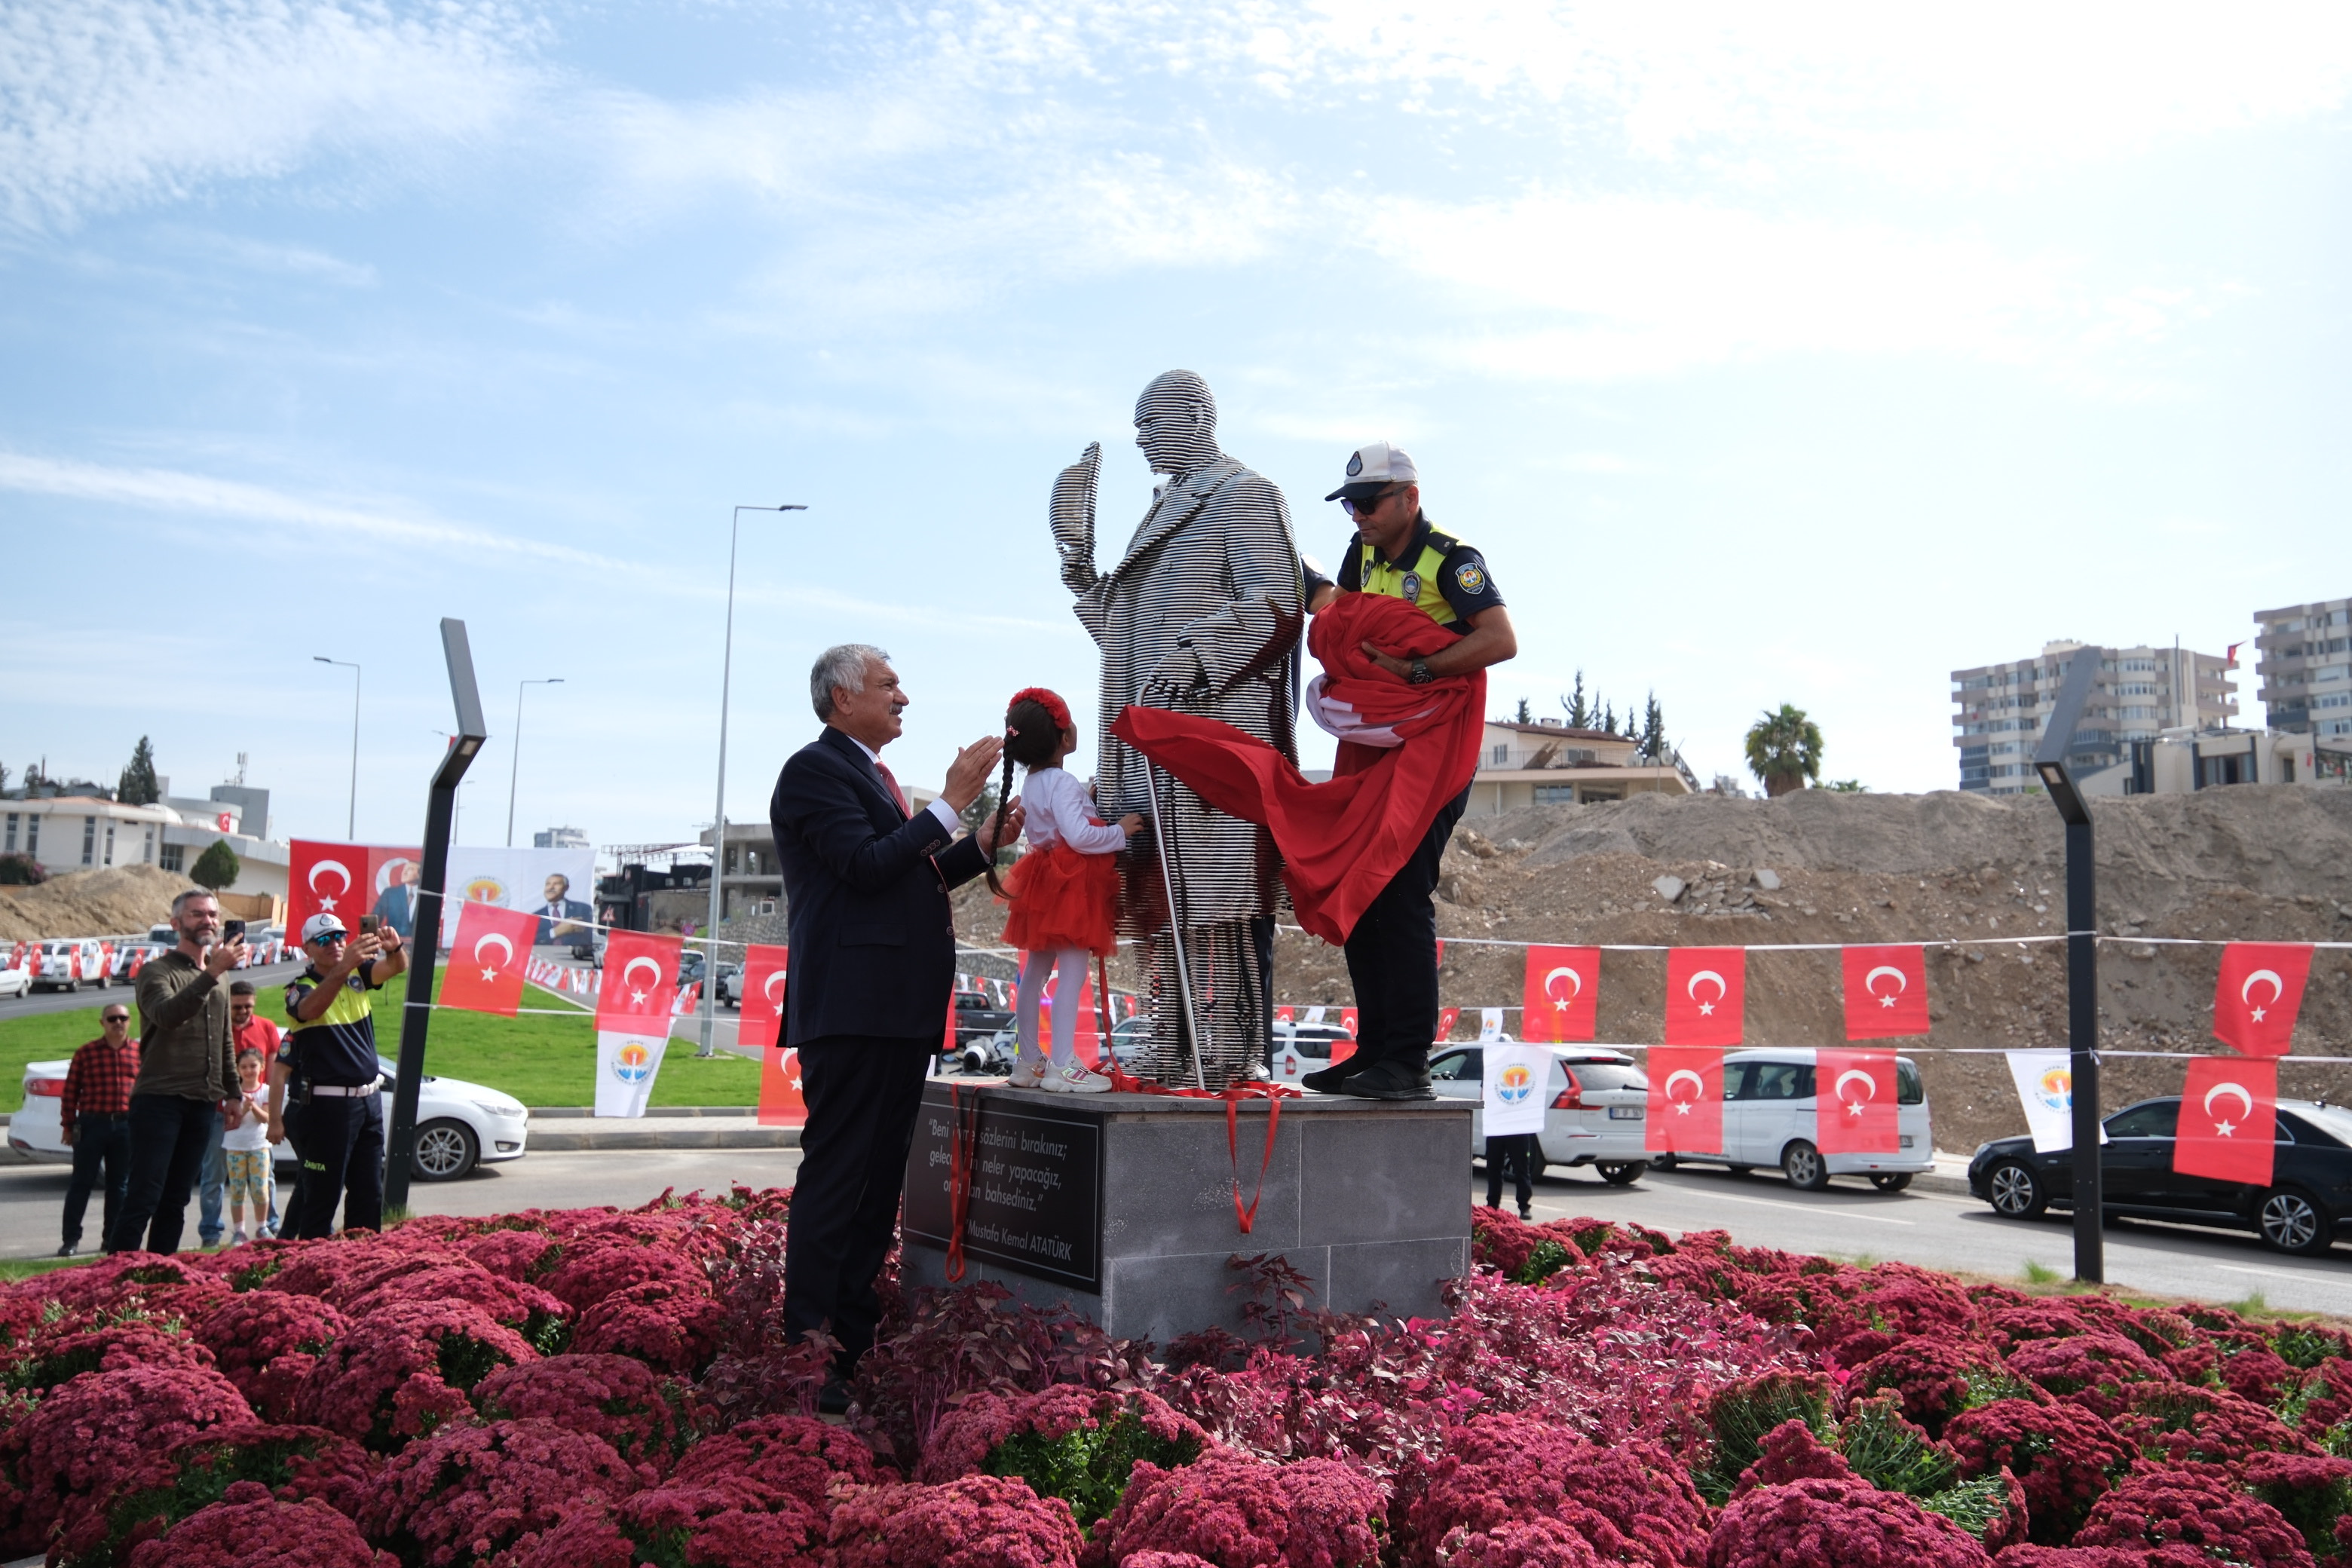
[{"left": 108, "top": 889, "right": 244, "bottom": 1254}]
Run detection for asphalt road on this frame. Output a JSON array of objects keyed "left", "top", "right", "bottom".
[
  {"left": 0, "top": 960, "right": 308, "bottom": 1021},
  {"left": 4, "top": 1145, "right": 2343, "bottom": 1317}
]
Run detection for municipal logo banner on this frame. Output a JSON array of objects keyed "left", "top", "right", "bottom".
[
  {"left": 1483, "top": 1042, "right": 1552, "bottom": 1137},
  {"left": 595, "top": 1030, "right": 668, "bottom": 1118}
]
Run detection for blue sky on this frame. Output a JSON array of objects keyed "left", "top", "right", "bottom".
[{"left": 5, "top": 2, "right": 2350, "bottom": 850}]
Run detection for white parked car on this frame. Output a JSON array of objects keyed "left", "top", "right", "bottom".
[
  {"left": 0, "top": 960, "right": 31, "bottom": 1001},
  {"left": 1268, "top": 1021, "right": 1358, "bottom": 1084},
  {"left": 31, "top": 939, "right": 112, "bottom": 994},
  {"left": 1429, "top": 1043, "right": 1655, "bottom": 1186},
  {"left": 11, "top": 1054, "right": 529, "bottom": 1182},
  {"left": 1650, "top": 1047, "right": 1934, "bottom": 1193}
]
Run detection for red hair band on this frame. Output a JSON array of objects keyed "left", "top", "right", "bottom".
[{"left": 1009, "top": 687, "right": 1073, "bottom": 732}]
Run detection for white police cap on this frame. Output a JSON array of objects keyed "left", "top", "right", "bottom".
[{"left": 1325, "top": 440, "right": 1418, "bottom": 501}]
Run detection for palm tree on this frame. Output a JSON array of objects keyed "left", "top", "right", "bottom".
[{"left": 1744, "top": 704, "right": 1824, "bottom": 798}]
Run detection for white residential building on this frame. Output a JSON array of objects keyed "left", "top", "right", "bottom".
[
  {"left": 2253, "top": 596, "right": 2352, "bottom": 742},
  {"left": 1950, "top": 641, "right": 2236, "bottom": 796}
]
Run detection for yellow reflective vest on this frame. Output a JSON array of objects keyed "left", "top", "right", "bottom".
[{"left": 1355, "top": 526, "right": 1476, "bottom": 629}]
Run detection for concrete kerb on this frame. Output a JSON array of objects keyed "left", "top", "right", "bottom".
[{"left": 525, "top": 1107, "right": 800, "bottom": 1150}]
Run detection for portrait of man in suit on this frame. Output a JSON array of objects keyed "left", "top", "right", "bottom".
[
  {"left": 767, "top": 642, "right": 1021, "bottom": 1410},
  {"left": 369, "top": 860, "right": 421, "bottom": 939},
  {"left": 533, "top": 873, "right": 593, "bottom": 945}
]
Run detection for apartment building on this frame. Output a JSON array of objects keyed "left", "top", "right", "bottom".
[
  {"left": 1465, "top": 720, "right": 1697, "bottom": 816},
  {"left": 1950, "top": 641, "right": 2236, "bottom": 796},
  {"left": 2253, "top": 596, "right": 2352, "bottom": 741}
]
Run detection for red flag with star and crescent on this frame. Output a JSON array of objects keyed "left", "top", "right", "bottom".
[
  {"left": 597, "top": 931, "right": 682, "bottom": 1033},
  {"left": 288, "top": 839, "right": 369, "bottom": 935},
  {"left": 2176, "top": 1056, "right": 2278, "bottom": 1186},
  {"left": 1842, "top": 945, "right": 1931, "bottom": 1040},
  {"left": 1522, "top": 945, "right": 1600, "bottom": 1043},
  {"left": 2212, "top": 943, "right": 2313, "bottom": 1059},
  {"left": 1645, "top": 1046, "right": 1725, "bottom": 1156},
  {"left": 737, "top": 944, "right": 789, "bottom": 1049},
  {"left": 439, "top": 902, "right": 537, "bottom": 1017},
  {"left": 1664, "top": 948, "right": 1745, "bottom": 1047},
  {"left": 1815, "top": 1048, "right": 1900, "bottom": 1153}
]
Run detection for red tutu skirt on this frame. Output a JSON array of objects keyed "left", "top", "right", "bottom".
[{"left": 1000, "top": 841, "right": 1120, "bottom": 957}]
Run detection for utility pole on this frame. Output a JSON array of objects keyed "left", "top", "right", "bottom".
[
  {"left": 506, "top": 678, "right": 565, "bottom": 847},
  {"left": 314, "top": 657, "right": 362, "bottom": 837},
  {"left": 2032, "top": 650, "right": 2105, "bottom": 1283}
]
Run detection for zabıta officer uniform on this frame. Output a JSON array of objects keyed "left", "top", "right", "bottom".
[
  {"left": 1306, "top": 441, "right": 1505, "bottom": 1100},
  {"left": 281, "top": 936, "right": 386, "bottom": 1240}
]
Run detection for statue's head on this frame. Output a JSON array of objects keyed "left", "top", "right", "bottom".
[{"left": 1134, "top": 370, "right": 1220, "bottom": 474}]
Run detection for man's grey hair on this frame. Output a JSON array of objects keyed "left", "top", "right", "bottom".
[
  {"left": 170, "top": 888, "right": 216, "bottom": 917},
  {"left": 811, "top": 644, "right": 890, "bottom": 721}
]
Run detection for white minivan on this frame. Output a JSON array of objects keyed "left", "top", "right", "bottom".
[
  {"left": 1650, "top": 1047, "right": 1934, "bottom": 1193},
  {"left": 1428, "top": 1043, "right": 1655, "bottom": 1186}
]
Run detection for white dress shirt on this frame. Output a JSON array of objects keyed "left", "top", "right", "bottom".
[{"left": 849, "top": 735, "right": 962, "bottom": 835}]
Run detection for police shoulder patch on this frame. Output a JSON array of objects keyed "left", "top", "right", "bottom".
[{"left": 1454, "top": 561, "right": 1487, "bottom": 595}]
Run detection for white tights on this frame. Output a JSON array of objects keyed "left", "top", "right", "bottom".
[{"left": 1015, "top": 947, "right": 1092, "bottom": 1070}]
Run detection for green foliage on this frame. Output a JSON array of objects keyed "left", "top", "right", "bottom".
[
  {"left": 1700, "top": 1374, "right": 1833, "bottom": 1502},
  {"left": 1744, "top": 703, "right": 1824, "bottom": 797},
  {"left": 1639, "top": 693, "right": 1668, "bottom": 762},
  {"left": 1514, "top": 697, "right": 1531, "bottom": 724},
  {"left": 1960, "top": 1364, "right": 2040, "bottom": 1411},
  {"left": 1561, "top": 672, "right": 1590, "bottom": 729},
  {"left": 1825, "top": 779, "right": 1867, "bottom": 792},
  {"left": 1511, "top": 1239, "right": 1575, "bottom": 1286},
  {"left": 985, "top": 1407, "right": 1204, "bottom": 1529},
  {"left": 1919, "top": 1475, "right": 2018, "bottom": 1542},
  {"left": 1839, "top": 1395, "right": 1957, "bottom": 1496},
  {"left": 0, "top": 853, "right": 44, "bottom": 886},
  {"left": 188, "top": 838, "right": 241, "bottom": 891},
  {"left": 2021, "top": 1260, "right": 2062, "bottom": 1285},
  {"left": 117, "top": 737, "right": 160, "bottom": 807},
  {"left": 2274, "top": 1325, "right": 2341, "bottom": 1368}
]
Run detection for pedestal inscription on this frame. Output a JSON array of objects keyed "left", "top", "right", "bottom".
[{"left": 903, "top": 1092, "right": 1105, "bottom": 1291}]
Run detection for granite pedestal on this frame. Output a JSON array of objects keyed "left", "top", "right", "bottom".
[{"left": 901, "top": 1078, "right": 1471, "bottom": 1345}]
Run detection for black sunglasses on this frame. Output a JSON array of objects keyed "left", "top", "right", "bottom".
[
  {"left": 1340, "top": 488, "right": 1396, "bottom": 516},
  {"left": 102, "top": 1014, "right": 130, "bottom": 1024}
]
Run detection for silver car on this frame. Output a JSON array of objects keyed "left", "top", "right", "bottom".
[{"left": 1429, "top": 1043, "right": 1653, "bottom": 1186}]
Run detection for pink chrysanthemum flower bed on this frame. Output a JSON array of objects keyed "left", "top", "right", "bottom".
[{"left": 0, "top": 1191, "right": 2338, "bottom": 1568}]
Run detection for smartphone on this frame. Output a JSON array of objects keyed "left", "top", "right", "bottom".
[
  {"left": 222, "top": 919, "right": 247, "bottom": 943},
  {"left": 358, "top": 914, "right": 379, "bottom": 936}
]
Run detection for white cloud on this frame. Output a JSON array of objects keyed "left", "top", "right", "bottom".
[{"left": 0, "top": 0, "right": 542, "bottom": 231}]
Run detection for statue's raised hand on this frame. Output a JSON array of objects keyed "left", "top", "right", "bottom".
[{"left": 1051, "top": 442, "right": 1100, "bottom": 590}]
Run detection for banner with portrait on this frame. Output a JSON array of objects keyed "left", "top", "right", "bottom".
[{"left": 437, "top": 846, "right": 599, "bottom": 948}]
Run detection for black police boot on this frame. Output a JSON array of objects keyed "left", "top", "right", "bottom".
[{"left": 1335, "top": 1054, "right": 1433, "bottom": 1101}]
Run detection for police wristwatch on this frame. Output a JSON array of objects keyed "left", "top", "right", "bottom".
[{"left": 1409, "top": 657, "right": 1434, "bottom": 684}]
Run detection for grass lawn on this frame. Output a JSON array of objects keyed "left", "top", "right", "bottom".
[{"left": 0, "top": 972, "right": 758, "bottom": 1110}]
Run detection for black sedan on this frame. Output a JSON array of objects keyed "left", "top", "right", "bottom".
[{"left": 1968, "top": 1096, "right": 2352, "bottom": 1257}]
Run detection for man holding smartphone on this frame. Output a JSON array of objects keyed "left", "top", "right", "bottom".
[
  {"left": 272, "top": 911, "right": 406, "bottom": 1239},
  {"left": 109, "top": 888, "right": 246, "bottom": 1253}
]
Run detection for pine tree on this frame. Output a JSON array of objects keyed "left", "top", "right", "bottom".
[
  {"left": 1641, "top": 694, "right": 1667, "bottom": 762},
  {"left": 1601, "top": 700, "right": 1617, "bottom": 734},
  {"left": 1560, "top": 672, "right": 1590, "bottom": 729},
  {"left": 118, "top": 737, "right": 160, "bottom": 806},
  {"left": 189, "top": 838, "right": 241, "bottom": 891},
  {"left": 1514, "top": 697, "right": 1531, "bottom": 724}
]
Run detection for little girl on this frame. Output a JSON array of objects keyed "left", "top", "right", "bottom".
[
  {"left": 220, "top": 1049, "right": 274, "bottom": 1245},
  {"left": 987, "top": 688, "right": 1140, "bottom": 1093}
]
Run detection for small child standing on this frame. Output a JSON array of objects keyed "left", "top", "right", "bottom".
[
  {"left": 220, "top": 1049, "right": 274, "bottom": 1245},
  {"left": 988, "top": 688, "right": 1139, "bottom": 1093}
]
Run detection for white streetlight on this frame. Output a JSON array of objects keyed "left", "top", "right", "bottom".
[
  {"left": 700, "top": 503, "right": 806, "bottom": 1058},
  {"left": 506, "top": 678, "right": 565, "bottom": 847},
  {"left": 314, "top": 657, "right": 361, "bottom": 838}
]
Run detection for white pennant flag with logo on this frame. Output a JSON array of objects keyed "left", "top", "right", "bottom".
[
  {"left": 1483, "top": 1042, "right": 1553, "bottom": 1137},
  {"left": 2005, "top": 1049, "right": 2104, "bottom": 1153},
  {"left": 596, "top": 1030, "right": 669, "bottom": 1118},
  {"left": 1478, "top": 1008, "right": 1505, "bottom": 1041}
]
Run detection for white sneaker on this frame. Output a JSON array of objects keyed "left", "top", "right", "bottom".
[
  {"left": 1007, "top": 1061, "right": 1045, "bottom": 1089},
  {"left": 1042, "top": 1063, "right": 1113, "bottom": 1095}
]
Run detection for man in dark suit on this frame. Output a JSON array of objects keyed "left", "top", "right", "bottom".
[
  {"left": 770, "top": 643, "right": 1020, "bottom": 1404},
  {"left": 531, "top": 873, "right": 594, "bottom": 946},
  {"left": 369, "top": 861, "right": 420, "bottom": 940}
]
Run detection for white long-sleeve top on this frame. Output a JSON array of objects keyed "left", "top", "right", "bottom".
[{"left": 1018, "top": 766, "right": 1128, "bottom": 855}]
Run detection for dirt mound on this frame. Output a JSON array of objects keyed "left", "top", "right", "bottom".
[
  {"left": 952, "top": 783, "right": 2352, "bottom": 1155},
  {"left": 0, "top": 864, "right": 197, "bottom": 942}
]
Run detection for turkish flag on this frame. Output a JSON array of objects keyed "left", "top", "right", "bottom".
[
  {"left": 1437, "top": 1006, "right": 1460, "bottom": 1042},
  {"left": 2176, "top": 1056, "right": 2278, "bottom": 1186},
  {"left": 1842, "top": 945, "right": 1931, "bottom": 1040},
  {"left": 2213, "top": 944, "right": 2314, "bottom": 1059},
  {"left": 737, "top": 944, "right": 789, "bottom": 1049},
  {"left": 1645, "top": 1046, "right": 1724, "bottom": 1156},
  {"left": 597, "top": 931, "right": 682, "bottom": 1032},
  {"left": 1664, "top": 948, "right": 1745, "bottom": 1047},
  {"left": 1522, "top": 945, "right": 1600, "bottom": 1043},
  {"left": 439, "top": 902, "right": 536, "bottom": 1017},
  {"left": 289, "top": 840, "right": 369, "bottom": 933},
  {"left": 1334, "top": 1007, "right": 1359, "bottom": 1066},
  {"left": 1816, "top": 1049, "right": 1900, "bottom": 1153},
  {"left": 758, "top": 1043, "right": 805, "bottom": 1128}
]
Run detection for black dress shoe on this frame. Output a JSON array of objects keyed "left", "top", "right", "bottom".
[
  {"left": 1334, "top": 1057, "right": 1434, "bottom": 1101},
  {"left": 1300, "top": 1061, "right": 1360, "bottom": 1094},
  {"left": 815, "top": 1379, "right": 852, "bottom": 1416},
  {"left": 55, "top": 1243, "right": 75, "bottom": 1258}
]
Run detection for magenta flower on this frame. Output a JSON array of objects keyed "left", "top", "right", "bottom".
[{"left": 126, "top": 1486, "right": 395, "bottom": 1568}]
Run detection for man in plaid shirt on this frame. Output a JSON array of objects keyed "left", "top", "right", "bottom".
[{"left": 60, "top": 1003, "right": 139, "bottom": 1255}]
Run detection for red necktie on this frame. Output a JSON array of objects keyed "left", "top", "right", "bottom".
[{"left": 874, "top": 759, "right": 911, "bottom": 819}]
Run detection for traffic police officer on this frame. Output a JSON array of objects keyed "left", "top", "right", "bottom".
[
  {"left": 1303, "top": 441, "right": 1517, "bottom": 1099},
  {"left": 271, "top": 911, "right": 406, "bottom": 1238}
]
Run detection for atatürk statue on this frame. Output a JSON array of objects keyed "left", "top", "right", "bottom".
[{"left": 1052, "top": 371, "right": 1305, "bottom": 1089}]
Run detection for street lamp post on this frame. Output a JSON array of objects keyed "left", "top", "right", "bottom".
[
  {"left": 506, "top": 678, "right": 565, "bottom": 847},
  {"left": 314, "top": 657, "right": 361, "bottom": 838},
  {"left": 699, "top": 503, "right": 807, "bottom": 1058}
]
